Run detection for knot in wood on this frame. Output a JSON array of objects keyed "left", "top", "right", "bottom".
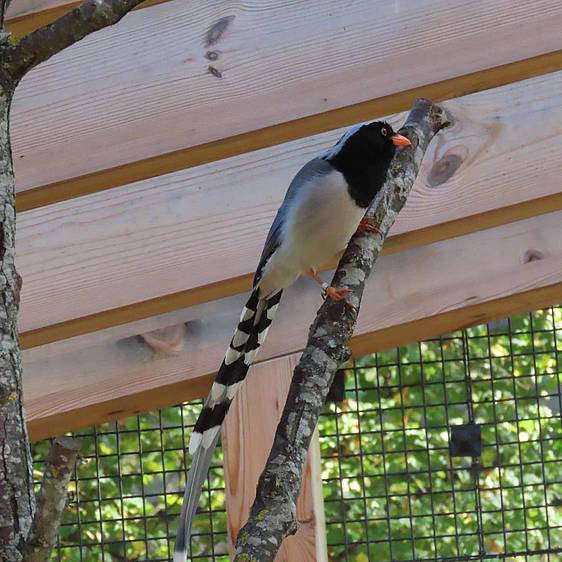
[
  {"left": 427, "top": 153, "right": 463, "bottom": 187},
  {"left": 522, "top": 249, "right": 544, "bottom": 264}
]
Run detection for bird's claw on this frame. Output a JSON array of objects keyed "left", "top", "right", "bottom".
[
  {"left": 323, "top": 286, "right": 355, "bottom": 309},
  {"left": 357, "top": 218, "right": 381, "bottom": 236},
  {"left": 325, "top": 286, "right": 352, "bottom": 300}
]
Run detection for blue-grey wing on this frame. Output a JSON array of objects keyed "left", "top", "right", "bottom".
[{"left": 253, "top": 157, "right": 334, "bottom": 286}]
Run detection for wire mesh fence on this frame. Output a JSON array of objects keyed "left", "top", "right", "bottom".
[{"left": 32, "top": 305, "right": 562, "bottom": 561}]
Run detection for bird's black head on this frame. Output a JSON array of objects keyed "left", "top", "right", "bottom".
[
  {"left": 322, "top": 121, "right": 411, "bottom": 208},
  {"left": 324, "top": 121, "right": 411, "bottom": 167}
]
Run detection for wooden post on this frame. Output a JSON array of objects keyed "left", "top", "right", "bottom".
[{"left": 221, "top": 354, "right": 327, "bottom": 562}]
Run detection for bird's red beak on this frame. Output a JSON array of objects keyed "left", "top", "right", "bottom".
[{"left": 391, "top": 133, "right": 412, "bottom": 147}]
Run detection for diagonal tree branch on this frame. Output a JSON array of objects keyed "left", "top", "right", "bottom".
[
  {"left": 233, "top": 98, "right": 452, "bottom": 562},
  {"left": 22, "top": 437, "right": 81, "bottom": 562},
  {"left": 2, "top": 0, "right": 146, "bottom": 82}
]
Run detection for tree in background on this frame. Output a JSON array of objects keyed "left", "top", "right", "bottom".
[{"left": 0, "top": 2, "right": 146, "bottom": 560}]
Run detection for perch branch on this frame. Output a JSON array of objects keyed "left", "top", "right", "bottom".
[
  {"left": 22, "top": 437, "right": 81, "bottom": 562},
  {"left": 233, "top": 98, "right": 451, "bottom": 562},
  {"left": 2, "top": 0, "right": 146, "bottom": 81}
]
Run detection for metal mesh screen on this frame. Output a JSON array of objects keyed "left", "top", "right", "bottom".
[
  {"left": 320, "top": 306, "right": 561, "bottom": 562},
  {"left": 32, "top": 403, "right": 229, "bottom": 562},
  {"left": 32, "top": 305, "right": 562, "bottom": 561}
]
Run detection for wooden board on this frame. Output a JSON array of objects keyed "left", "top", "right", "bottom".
[
  {"left": 222, "top": 355, "right": 328, "bottom": 561},
  {"left": 17, "top": 70, "right": 562, "bottom": 342},
  {"left": 16, "top": 50, "right": 562, "bottom": 214},
  {"left": 10, "top": 0, "right": 562, "bottom": 203},
  {"left": 23, "top": 211, "right": 562, "bottom": 440}
]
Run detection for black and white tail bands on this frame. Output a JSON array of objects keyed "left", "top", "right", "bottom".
[
  {"left": 173, "top": 287, "right": 283, "bottom": 562},
  {"left": 189, "top": 288, "right": 282, "bottom": 453}
]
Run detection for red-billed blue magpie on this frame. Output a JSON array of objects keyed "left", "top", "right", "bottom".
[{"left": 174, "top": 121, "right": 411, "bottom": 561}]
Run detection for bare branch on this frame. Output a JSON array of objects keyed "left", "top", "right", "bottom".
[
  {"left": 3, "top": 0, "right": 146, "bottom": 81},
  {"left": 22, "top": 437, "right": 80, "bottom": 562},
  {"left": 232, "top": 98, "right": 452, "bottom": 562}
]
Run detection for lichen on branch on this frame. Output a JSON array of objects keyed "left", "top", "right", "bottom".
[{"left": 23, "top": 437, "right": 81, "bottom": 562}]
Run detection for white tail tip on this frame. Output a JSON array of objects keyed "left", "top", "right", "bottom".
[
  {"left": 188, "top": 431, "right": 202, "bottom": 455},
  {"left": 173, "top": 549, "right": 187, "bottom": 562}
]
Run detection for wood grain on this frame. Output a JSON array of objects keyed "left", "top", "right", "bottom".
[
  {"left": 23, "top": 212, "right": 562, "bottom": 440},
  {"left": 10, "top": 0, "right": 562, "bottom": 201},
  {"left": 222, "top": 355, "right": 327, "bottom": 562},
  {"left": 17, "top": 71, "right": 562, "bottom": 341}
]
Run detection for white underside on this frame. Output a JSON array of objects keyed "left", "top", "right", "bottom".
[{"left": 258, "top": 169, "right": 365, "bottom": 296}]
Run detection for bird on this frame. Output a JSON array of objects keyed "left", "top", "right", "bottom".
[{"left": 173, "top": 120, "right": 411, "bottom": 561}]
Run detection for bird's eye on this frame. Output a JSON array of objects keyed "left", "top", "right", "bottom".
[{"left": 381, "top": 127, "right": 388, "bottom": 137}]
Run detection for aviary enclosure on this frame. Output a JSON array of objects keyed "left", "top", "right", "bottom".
[{"left": 1, "top": 1, "right": 561, "bottom": 561}]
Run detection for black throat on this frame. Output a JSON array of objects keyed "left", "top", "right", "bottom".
[{"left": 327, "top": 143, "right": 396, "bottom": 208}]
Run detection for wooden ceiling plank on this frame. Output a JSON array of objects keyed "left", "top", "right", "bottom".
[
  {"left": 15, "top": 49, "right": 562, "bottom": 213},
  {"left": 23, "top": 211, "right": 562, "bottom": 440},
  {"left": 10, "top": 0, "right": 562, "bottom": 200},
  {"left": 17, "top": 71, "right": 562, "bottom": 342}
]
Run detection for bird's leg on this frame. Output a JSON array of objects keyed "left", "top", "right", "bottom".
[
  {"left": 308, "top": 267, "right": 324, "bottom": 287},
  {"left": 308, "top": 268, "right": 353, "bottom": 304},
  {"left": 357, "top": 217, "right": 381, "bottom": 236}
]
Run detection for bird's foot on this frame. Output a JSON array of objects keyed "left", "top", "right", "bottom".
[
  {"left": 357, "top": 218, "right": 381, "bottom": 236},
  {"left": 324, "top": 286, "right": 352, "bottom": 301},
  {"left": 323, "top": 285, "right": 354, "bottom": 309},
  {"left": 309, "top": 268, "right": 355, "bottom": 309}
]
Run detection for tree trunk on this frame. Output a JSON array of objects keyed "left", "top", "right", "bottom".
[
  {"left": 0, "top": 80, "right": 34, "bottom": 562},
  {"left": 0, "top": 2, "right": 150, "bottom": 560}
]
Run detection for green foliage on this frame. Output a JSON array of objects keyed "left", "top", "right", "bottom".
[
  {"left": 321, "top": 306, "right": 562, "bottom": 562},
  {"left": 31, "top": 307, "right": 562, "bottom": 561}
]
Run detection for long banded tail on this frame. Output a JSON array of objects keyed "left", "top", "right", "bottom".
[{"left": 173, "top": 287, "right": 283, "bottom": 562}]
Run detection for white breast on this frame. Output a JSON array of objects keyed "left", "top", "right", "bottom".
[{"left": 258, "top": 169, "right": 365, "bottom": 296}]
